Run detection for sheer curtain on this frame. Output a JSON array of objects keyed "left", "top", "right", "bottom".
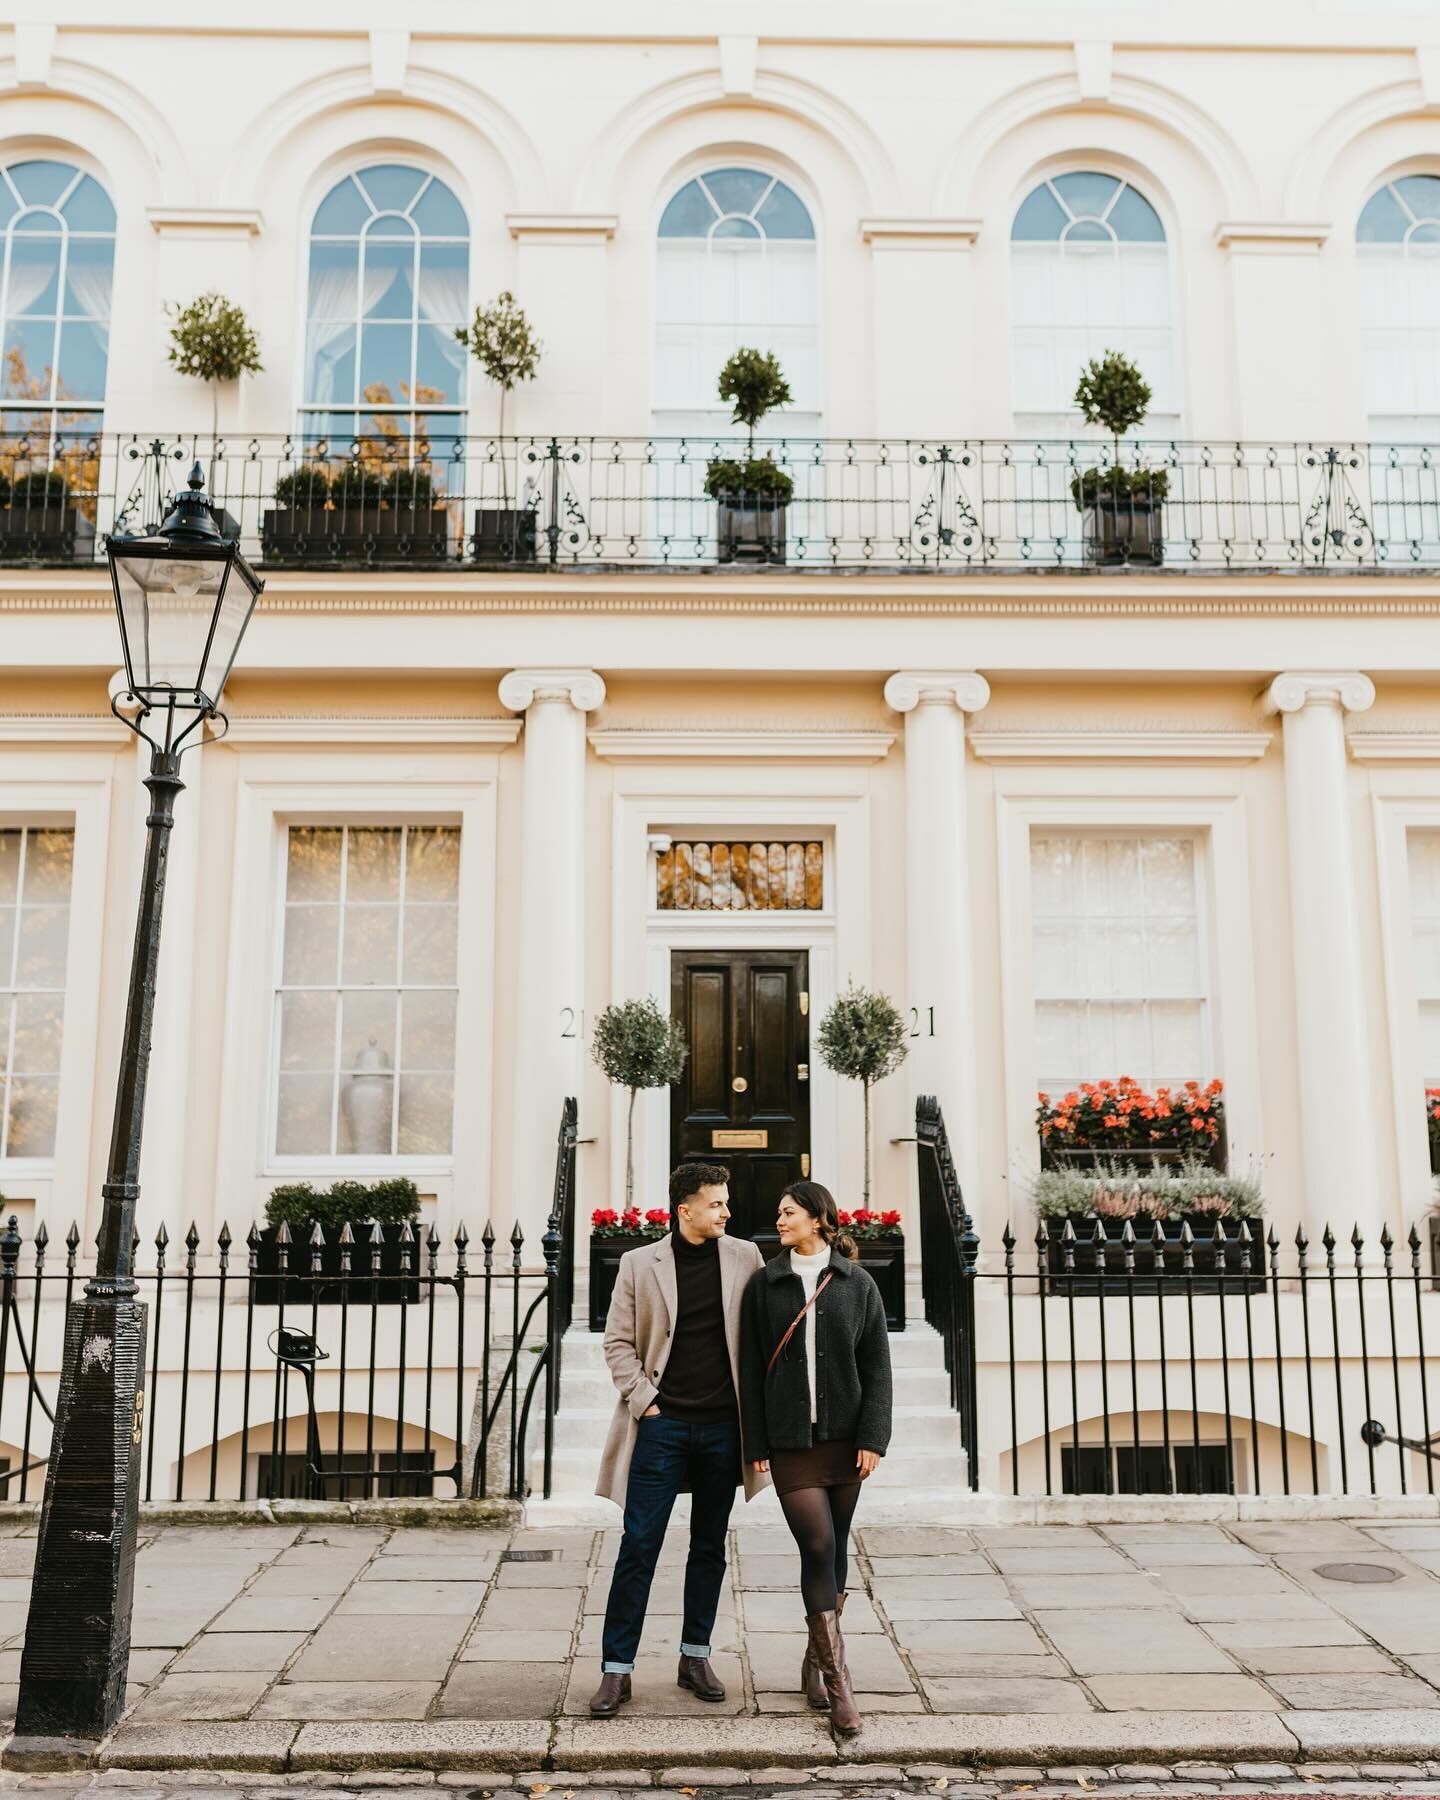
[{"left": 304, "top": 263, "right": 401, "bottom": 408}]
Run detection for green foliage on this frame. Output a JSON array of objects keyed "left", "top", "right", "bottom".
[
  {"left": 591, "top": 999, "right": 688, "bottom": 1093},
  {"left": 10, "top": 469, "right": 68, "bottom": 504},
  {"left": 331, "top": 462, "right": 388, "bottom": 506},
  {"left": 702, "top": 455, "right": 795, "bottom": 502},
  {"left": 166, "top": 292, "right": 262, "bottom": 386},
  {"left": 273, "top": 465, "right": 331, "bottom": 508},
  {"left": 386, "top": 466, "right": 438, "bottom": 506},
  {"left": 1070, "top": 465, "right": 1170, "bottom": 508},
  {"left": 454, "top": 292, "right": 542, "bottom": 394},
  {"left": 718, "top": 347, "right": 792, "bottom": 440},
  {"left": 0, "top": 473, "right": 11, "bottom": 506},
  {"left": 1074, "top": 349, "right": 1151, "bottom": 441},
  {"left": 1032, "top": 1158, "right": 1263, "bottom": 1223},
  {"left": 266, "top": 1178, "right": 420, "bottom": 1234},
  {"left": 817, "top": 984, "right": 908, "bottom": 1088}
]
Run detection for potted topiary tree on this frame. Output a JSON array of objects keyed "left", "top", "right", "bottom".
[
  {"left": 253, "top": 1177, "right": 423, "bottom": 1306},
  {"left": 0, "top": 468, "right": 94, "bottom": 561},
  {"left": 588, "top": 998, "right": 689, "bottom": 1329},
  {"left": 261, "top": 463, "right": 331, "bottom": 562},
  {"left": 704, "top": 347, "right": 795, "bottom": 564},
  {"left": 815, "top": 985, "right": 909, "bottom": 1327},
  {"left": 1070, "top": 349, "right": 1168, "bottom": 566},
  {"left": 166, "top": 291, "right": 263, "bottom": 443},
  {"left": 455, "top": 291, "right": 542, "bottom": 563}
]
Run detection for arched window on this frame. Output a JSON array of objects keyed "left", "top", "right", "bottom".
[
  {"left": 654, "top": 167, "right": 819, "bottom": 436},
  {"left": 0, "top": 159, "right": 115, "bottom": 456},
  {"left": 1358, "top": 175, "right": 1440, "bottom": 440},
  {"left": 302, "top": 165, "right": 469, "bottom": 458},
  {"left": 1010, "top": 171, "right": 1178, "bottom": 438}
]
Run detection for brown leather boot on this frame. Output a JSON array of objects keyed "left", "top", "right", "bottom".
[
  {"left": 806, "top": 1609, "right": 861, "bottom": 1736},
  {"left": 588, "top": 1671, "right": 632, "bottom": 1717},
  {"left": 677, "top": 1653, "right": 726, "bottom": 1701},
  {"left": 801, "top": 1589, "right": 845, "bottom": 1709}
]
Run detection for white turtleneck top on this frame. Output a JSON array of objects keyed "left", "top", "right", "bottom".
[{"left": 790, "top": 1244, "right": 831, "bottom": 1425}]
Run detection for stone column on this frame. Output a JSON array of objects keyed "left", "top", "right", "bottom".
[
  {"left": 499, "top": 669, "right": 605, "bottom": 1229},
  {"left": 884, "top": 672, "right": 991, "bottom": 1207},
  {"left": 1264, "top": 672, "right": 1380, "bottom": 1244}
]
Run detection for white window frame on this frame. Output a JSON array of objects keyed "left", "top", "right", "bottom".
[
  {"left": 995, "top": 769, "right": 1262, "bottom": 1201},
  {"left": 267, "top": 820, "right": 464, "bottom": 1167},
  {"left": 213, "top": 759, "right": 499, "bottom": 1232},
  {"left": 1028, "top": 825, "right": 1213, "bottom": 1096}
]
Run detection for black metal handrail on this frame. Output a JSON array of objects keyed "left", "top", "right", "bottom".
[
  {"left": 4, "top": 432, "right": 1440, "bottom": 571},
  {"left": 914, "top": 1095, "right": 980, "bottom": 1491}
]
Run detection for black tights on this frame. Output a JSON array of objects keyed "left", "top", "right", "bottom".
[{"left": 778, "top": 1483, "right": 863, "bottom": 1616}]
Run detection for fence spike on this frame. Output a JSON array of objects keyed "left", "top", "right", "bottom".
[
  {"left": 155, "top": 1221, "right": 169, "bottom": 1250},
  {"left": 1001, "top": 1221, "right": 1015, "bottom": 1251},
  {"left": 218, "top": 1220, "right": 232, "bottom": 1250},
  {"left": 0, "top": 1216, "right": 20, "bottom": 1273},
  {"left": 398, "top": 1218, "right": 415, "bottom": 1243},
  {"left": 65, "top": 1220, "right": 79, "bottom": 1255},
  {"left": 1381, "top": 1223, "right": 1394, "bottom": 1271},
  {"left": 338, "top": 1220, "right": 354, "bottom": 1243},
  {"left": 481, "top": 1220, "right": 496, "bottom": 1250},
  {"left": 1150, "top": 1217, "right": 1166, "bottom": 1249},
  {"left": 33, "top": 1219, "right": 48, "bottom": 1251},
  {"left": 454, "top": 1221, "right": 469, "bottom": 1276},
  {"left": 185, "top": 1222, "right": 199, "bottom": 1272},
  {"left": 1033, "top": 1218, "right": 1049, "bottom": 1249},
  {"left": 1322, "top": 1223, "right": 1337, "bottom": 1256},
  {"left": 1351, "top": 1223, "right": 1365, "bottom": 1263},
  {"left": 368, "top": 1218, "right": 383, "bottom": 1270},
  {"left": 427, "top": 1225, "right": 441, "bottom": 1275},
  {"left": 1409, "top": 1221, "right": 1423, "bottom": 1253}
]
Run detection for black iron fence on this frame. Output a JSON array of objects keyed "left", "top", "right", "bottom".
[
  {"left": 5, "top": 432, "right": 1440, "bottom": 571},
  {"left": 0, "top": 1104, "right": 578, "bottom": 1507},
  {"left": 916, "top": 1097, "right": 1440, "bottom": 1500}
]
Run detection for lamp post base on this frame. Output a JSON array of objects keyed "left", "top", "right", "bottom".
[{"left": 14, "top": 1296, "right": 148, "bottom": 1739}]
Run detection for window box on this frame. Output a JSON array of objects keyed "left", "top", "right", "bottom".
[
  {"left": 260, "top": 506, "right": 451, "bottom": 566},
  {"left": 1081, "top": 494, "right": 1163, "bottom": 567},
  {"left": 715, "top": 494, "right": 787, "bottom": 565},
  {"left": 1427, "top": 1212, "right": 1440, "bottom": 1291},
  {"left": 471, "top": 508, "right": 538, "bottom": 564},
  {"left": 0, "top": 506, "right": 95, "bottom": 563},
  {"left": 1041, "top": 1212, "right": 1266, "bottom": 1295},
  {"left": 250, "top": 1219, "right": 420, "bottom": 1307}
]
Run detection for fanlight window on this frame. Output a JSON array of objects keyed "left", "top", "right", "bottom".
[
  {"left": 654, "top": 167, "right": 819, "bottom": 434},
  {"left": 0, "top": 159, "right": 115, "bottom": 461},
  {"left": 1358, "top": 174, "right": 1440, "bottom": 440},
  {"left": 302, "top": 165, "right": 469, "bottom": 460},
  {"left": 1010, "top": 172, "right": 1178, "bottom": 437},
  {"left": 657, "top": 841, "right": 823, "bottom": 911}
]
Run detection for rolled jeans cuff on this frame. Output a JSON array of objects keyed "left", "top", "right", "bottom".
[
  {"left": 601, "top": 1659, "right": 635, "bottom": 1675},
  {"left": 680, "top": 1640, "right": 711, "bottom": 1658}
]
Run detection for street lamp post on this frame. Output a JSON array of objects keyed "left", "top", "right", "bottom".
[{"left": 13, "top": 466, "right": 263, "bottom": 1744}]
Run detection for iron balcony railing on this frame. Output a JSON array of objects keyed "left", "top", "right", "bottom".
[{"left": 5, "top": 431, "right": 1440, "bottom": 572}]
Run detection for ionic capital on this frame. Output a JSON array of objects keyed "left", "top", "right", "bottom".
[
  {"left": 884, "top": 671, "right": 991, "bottom": 715},
  {"left": 1264, "top": 671, "right": 1375, "bottom": 717},
  {"left": 499, "top": 669, "right": 606, "bottom": 715}
]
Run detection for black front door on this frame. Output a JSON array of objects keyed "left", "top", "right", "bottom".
[{"left": 670, "top": 949, "right": 810, "bottom": 1248}]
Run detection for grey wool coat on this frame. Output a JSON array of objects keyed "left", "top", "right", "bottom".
[
  {"left": 738, "top": 1248, "right": 893, "bottom": 1460},
  {"left": 595, "top": 1232, "right": 771, "bottom": 1508}
]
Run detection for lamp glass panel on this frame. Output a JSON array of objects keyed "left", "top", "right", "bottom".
[{"left": 195, "top": 563, "right": 255, "bottom": 708}]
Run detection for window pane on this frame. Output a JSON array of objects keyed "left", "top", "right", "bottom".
[
  {"left": 1051, "top": 171, "right": 1122, "bottom": 220},
  {"left": 398, "top": 1073, "right": 453, "bottom": 1153},
  {"left": 414, "top": 324, "right": 465, "bottom": 401},
  {"left": 410, "top": 179, "right": 468, "bottom": 237},
  {"left": 405, "top": 826, "right": 459, "bottom": 900},
  {"left": 62, "top": 237, "right": 112, "bottom": 317},
  {"left": 62, "top": 174, "right": 116, "bottom": 233},
  {"left": 312, "top": 176, "right": 370, "bottom": 236},
  {"left": 56, "top": 319, "right": 108, "bottom": 400},
  {"left": 9, "top": 237, "right": 58, "bottom": 315},
  {"left": 12, "top": 991, "right": 63, "bottom": 1073},
  {"left": 1012, "top": 184, "right": 1068, "bottom": 241},
  {"left": 282, "top": 904, "right": 339, "bottom": 984},
  {"left": 279, "top": 990, "right": 334, "bottom": 1071},
  {"left": 401, "top": 990, "right": 456, "bottom": 1069},
  {"left": 340, "top": 988, "right": 397, "bottom": 1068},
  {"left": 754, "top": 180, "right": 814, "bottom": 240},
  {"left": 341, "top": 905, "right": 399, "bottom": 985},
  {"left": 11, "top": 161, "right": 73, "bottom": 207},
  {"left": 276, "top": 1072, "right": 334, "bottom": 1155},
  {"left": 6, "top": 1076, "right": 57, "bottom": 1156},
  {"left": 24, "top": 829, "right": 72, "bottom": 900},
  {"left": 402, "top": 904, "right": 457, "bottom": 983},
  {"left": 0, "top": 912, "right": 13, "bottom": 986},
  {"left": 355, "top": 164, "right": 426, "bottom": 214},
  {"left": 362, "top": 238, "right": 415, "bottom": 319},
  {"left": 0, "top": 833, "right": 18, "bottom": 904},
  {"left": 287, "top": 827, "right": 342, "bottom": 900},
  {"left": 16, "top": 906, "right": 68, "bottom": 988},
  {"left": 1359, "top": 184, "right": 1411, "bottom": 244},
  {"left": 347, "top": 827, "right": 401, "bottom": 901},
  {"left": 659, "top": 179, "right": 717, "bottom": 238},
  {"left": 359, "top": 322, "right": 411, "bottom": 398}
]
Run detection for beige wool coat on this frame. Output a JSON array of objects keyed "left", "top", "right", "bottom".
[{"left": 595, "top": 1232, "right": 771, "bottom": 1508}]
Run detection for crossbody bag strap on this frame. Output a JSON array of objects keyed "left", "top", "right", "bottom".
[{"left": 766, "top": 1270, "right": 834, "bottom": 1376}]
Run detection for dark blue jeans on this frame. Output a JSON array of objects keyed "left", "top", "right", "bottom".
[{"left": 601, "top": 1412, "right": 741, "bottom": 1673}]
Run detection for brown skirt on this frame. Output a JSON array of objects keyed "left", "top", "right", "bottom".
[{"left": 769, "top": 1439, "right": 860, "bottom": 1496}]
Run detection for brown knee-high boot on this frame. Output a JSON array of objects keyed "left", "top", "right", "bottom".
[
  {"left": 806, "top": 1609, "right": 861, "bottom": 1735},
  {"left": 801, "top": 1590, "right": 845, "bottom": 1709}
]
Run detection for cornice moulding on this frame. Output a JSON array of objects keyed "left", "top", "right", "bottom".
[
  {"left": 587, "top": 728, "right": 896, "bottom": 762},
  {"left": 506, "top": 212, "right": 618, "bottom": 243},
  {"left": 147, "top": 207, "right": 264, "bottom": 238},
  {"left": 1347, "top": 732, "right": 1440, "bottom": 761},
  {"left": 860, "top": 216, "right": 981, "bottom": 248},
  {"left": 0, "top": 714, "right": 124, "bottom": 742},
  {"left": 968, "top": 729, "right": 1274, "bottom": 763},
  {"left": 1214, "top": 221, "right": 1331, "bottom": 254},
  {"left": 223, "top": 715, "right": 522, "bottom": 744}
]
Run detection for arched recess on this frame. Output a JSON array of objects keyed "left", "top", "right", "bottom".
[
  {"left": 178, "top": 1410, "right": 461, "bottom": 1501},
  {"left": 1001, "top": 1409, "right": 1328, "bottom": 1498},
  {"left": 1356, "top": 166, "right": 1440, "bottom": 440}
]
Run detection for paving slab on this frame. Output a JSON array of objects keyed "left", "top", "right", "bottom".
[
  {"left": 741, "top": 1591, "right": 881, "bottom": 1633},
  {"left": 552, "top": 1715, "right": 836, "bottom": 1768},
  {"left": 1232, "top": 1524, "right": 1379, "bottom": 1553},
  {"left": 1316, "top": 1601, "right": 1440, "bottom": 1655},
  {"left": 889, "top": 1619, "right": 1049, "bottom": 1656},
  {"left": 1007, "top": 1575, "right": 1169, "bottom": 1610},
  {"left": 481, "top": 1589, "right": 584, "bottom": 1630},
  {"left": 1264, "top": 1673, "right": 1440, "bottom": 1709},
  {"left": 333, "top": 1582, "right": 489, "bottom": 1618},
  {"left": 1241, "top": 1646, "right": 1404, "bottom": 1675},
  {"left": 253, "top": 1682, "right": 439, "bottom": 1720},
  {"left": 170, "top": 1633, "right": 308, "bottom": 1674},
  {"left": 871, "top": 1583, "right": 1022, "bottom": 1621},
  {"left": 458, "top": 1629, "right": 575, "bottom": 1662},
  {"left": 97, "top": 1723, "right": 297, "bottom": 1772},
  {"left": 907, "top": 1651, "right": 1073, "bottom": 1679},
  {"left": 1032, "top": 1610, "right": 1238, "bottom": 1674},
  {"left": 988, "top": 1547, "right": 1133, "bottom": 1574},
  {"left": 1399, "top": 1653, "right": 1440, "bottom": 1686},
  {"left": 212, "top": 1596, "right": 336, "bottom": 1633},
  {"left": 128, "top": 1675, "right": 271, "bottom": 1722},
  {"left": 288, "top": 1614, "right": 470, "bottom": 1682},
  {"left": 1202, "top": 1618, "right": 1368, "bottom": 1650},
  {"left": 733, "top": 1554, "right": 801, "bottom": 1589},
  {"left": 440, "top": 1661, "right": 570, "bottom": 1719},
  {"left": 363, "top": 1557, "right": 499, "bottom": 1583},
  {"left": 289, "top": 1720, "right": 551, "bottom": 1771},
  {"left": 1177, "top": 1590, "right": 1335, "bottom": 1622},
  {"left": 1147, "top": 1563, "right": 1300, "bottom": 1596},
  {"left": 1283, "top": 1707, "right": 1440, "bottom": 1758},
  {"left": 917, "top": 1678, "right": 1094, "bottom": 1713},
  {"left": 1084, "top": 1674, "right": 1283, "bottom": 1711},
  {"left": 745, "top": 1633, "right": 912, "bottom": 1694},
  {"left": 863, "top": 1555, "right": 992, "bottom": 1579},
  {"left": 754, "top": 1687, "right": 924, "bottom": 1713},
  {"left": 856, "top": 1528, "right": 978, "bottom": 1555}
]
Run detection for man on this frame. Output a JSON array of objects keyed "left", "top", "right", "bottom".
[{"left": 589, "top": 1162, "right": 767, "bottom": 1717}]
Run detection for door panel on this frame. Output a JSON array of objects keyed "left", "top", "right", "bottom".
[{"left": 671, "top": 948, "right": 810, "bottom": 1246}]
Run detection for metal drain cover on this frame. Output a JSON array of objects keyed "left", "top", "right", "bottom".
[
  {"left": 500, "top": 1548, "right": 557, "bottom": 1563},
  {"left": 1314, "top": 1561, "right": 1401, "bottom": 1584}
]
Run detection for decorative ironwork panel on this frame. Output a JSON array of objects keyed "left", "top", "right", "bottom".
[{"left": 657, "top": 841, "right": 823, "bottom": 910}]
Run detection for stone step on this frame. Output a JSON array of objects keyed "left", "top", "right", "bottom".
[
  {"left": 556, "top": 1327, "right": 947, "bottom": 1373},
  {"left": 524, "top": 1482, "right": 979, "bottom": 1528},
  {"left": 551, "top": 1363, "right": 953, "bottom": 1410}
]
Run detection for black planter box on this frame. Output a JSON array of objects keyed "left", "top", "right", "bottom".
[
  {"left": 715, "top": 495, "right": 787, "bottom": 565},
  {"left": 589, "top": 1235, "right": 662, "bottom": 1331},
  {"left": 260, "top": 506, "right": 451, "bottom": 565},
  {"left": 251, "top": 1220, "right": 421, "bottom": 1306},
  {"left": 1081, "top": 497, "right": 1164, "bottom": 566},
  {"left": 1428, "top": 1213, "right": 1440, "bottom": 1291},
  {"left": 472, "top": 507, "right": 538, "bottom": 563},
  {"left": 1042, "top": 1212, "right": 1266, "bottom": 1295},
  {"left": 0, "top": 504, "right": 96, "bottom": 563}
]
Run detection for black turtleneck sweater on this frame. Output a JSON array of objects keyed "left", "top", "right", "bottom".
[{"left": 656, "top": 1233, "right": 736, "bottom": 1422}]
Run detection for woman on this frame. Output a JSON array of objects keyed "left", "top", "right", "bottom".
[{"left": 739, "top": 1181, "right": 892, "bottom": 1737}]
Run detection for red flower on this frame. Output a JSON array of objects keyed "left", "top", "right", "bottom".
[
  {"left": 880, "top": 1210, "right": 902, "bottom": 1226},
  {"left": 837, "top": 1211, "right": 852, "bottom": 1227},
  {"left": 591, "top": 1209, "right": 618, "bottom": 1227},
  {"left": 645, "top": 1209, "right": 669, "bottom": 1226}
]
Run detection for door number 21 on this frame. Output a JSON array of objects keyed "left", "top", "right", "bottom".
[{"left": 909, "top": 1006, "right": 935, "bottom": 1038}]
